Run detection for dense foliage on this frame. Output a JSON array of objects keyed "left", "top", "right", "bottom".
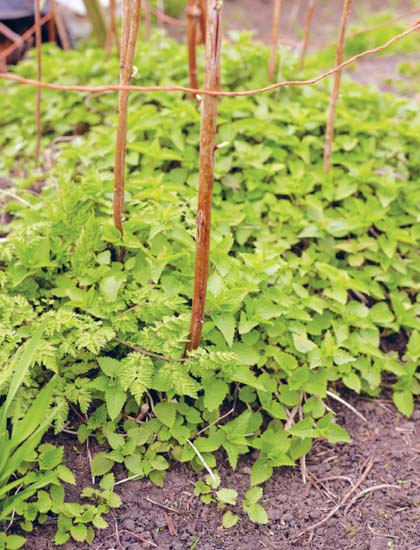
[{"left": 0, "top": 26, "right": 419, "bottom": 544}]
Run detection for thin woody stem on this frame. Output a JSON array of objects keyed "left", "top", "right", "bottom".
[
  {"left": 34, "top": 0, "right": 42, "bottom": 164},
  {"left": 269, "top": 0, "right": 282, "bottom": 82},
  {"left": 187, "top": 0, "right": 199, "bottom": 95},
  {"left": 105, "top": 0, "right": 119, "bottom": 60},
  {"left": 187, "top": 0, "right": 223, "bottom": 352},
  {"left": 1, "top": 23, "right": 418, "bottom": 96},
  {"left": 300, "top": 0, "right": 316, "bottom": 69},
  {"left": 323, "top": 0, "right": 352, "bottom": 173},
  {"left": 113, "top": 0, "right": 142, "bottom": 238}
]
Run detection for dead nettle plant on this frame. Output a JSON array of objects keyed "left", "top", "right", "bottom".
[
  {"left": 34, "top": 0, "right": 42, "bottom": 164},
  {"left": 323, "top": 0, "right": 352, "bottom": 173},
  {"left": 186, "top": 0, "right": 206, "bottom": 97},
  {"left": 187, "top": 0, "right": 223, "bottom": 352},
  {"left": 300, "top": 0, "right": 316, "bottom": 70},
  {"left": 113, "top": 0, "right": 142, "bottom": 240},
  {"left": 269, "top": 0, "right": 282, "bottom": 82},
  {"left": 105, "top": 0, "right": 120, "bottom": 60}
]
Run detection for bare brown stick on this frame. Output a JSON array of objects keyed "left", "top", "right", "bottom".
[
  {"left": 0, "top": 14, "right": 50, "bottom": 62},
  {"left": 143, "top": 0, "right": 184, "bottom": 26},
  {"left": 323, "top": 0, "right": 352, "bottom": 173},
  {"left": 1, "top": 22, "right": 418, "bottom": 96},
  {"left": 105, "top": 0, "right": 119, "bottom": 60},
  {"left": 113, "top": 0, "right": 142, "bottom": 238},
  {"left": 34, "top": 0, "right": 42, "bottom": 164},
  {"left": 0, "top": 22, "right": 22, "bottom": 43},
  {"left": 187, "top": 0, "right": 199, "bottom": 94},
  {"left": 269, "top": 0, "right": 282, "bottom": 82},
  {"left": 49, "top": 0, "right": 71, "bottom": 50},
  {"left": 198, "top": 0, "right": 207, "bottom": 44},
  {"left": 187, "top": 0, "right": 223, "bottom": 352},
  {"left": 300, "top": 0, "right": 316, "bottom": 69}
]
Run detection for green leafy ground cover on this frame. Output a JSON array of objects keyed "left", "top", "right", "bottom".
[{"left": 0, "top": 28, "right": 419, "bottom": 545}]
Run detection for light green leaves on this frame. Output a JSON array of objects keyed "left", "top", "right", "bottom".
[
  {"left": 393, "top": 390, "right": 414, "bottom": 418},
  {"left": 222, "top": 511, "right": 239, "bottom": 529},
  {"left": 203, "top": 379, "right": 229, "bottom": 412},
  {"left": 154, "top": 402, "right": 177, "bottom": 428}
]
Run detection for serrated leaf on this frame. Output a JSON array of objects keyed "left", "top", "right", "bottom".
[
  {"left": 91, "top": 453, "right": 114, "bottom": 476},
  {"left": 154, "top": 402, "right": 177, "bottom": 428},
  {"left": 223, "top": 511, "right": 239, "bottom": 529},
  {"left": 250, "top": 460, "right": 273, "bottom": 486},
  {"left": 216, "top": 488, "right": 238, "bottom": 505},
  {"left": 105, "top": 386, "right": 126, "bottom": 420},
  {"left": 70, "top": 523, "right": 88, "bottom": 542},
  {"left": 213, "top": 314, "right": 236, "bottom": 347},
  {"left": 245, "top": 503, "right": 268, "bottom": 524},
  {"left": 203, "top": 379, "right": 228, "bottom": 412},
  {"left": 393, "top": 390, "right": 414, "bottom": 418},
  {"left": 292, "top": 333, "right": 317, "bottom": 354}
]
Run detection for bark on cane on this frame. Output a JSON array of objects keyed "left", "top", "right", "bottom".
[
  {"left": 323, "top": 0, "right": 352, "bottom": 173},
  {"left": 187, "top": 0, "right": 199, "bottom": 94},
  {"left": 269, "top": 0, "right": 282, "bottom": 83},
  {"left": 50, "top": 0, "right": 71, "bottom": 50},
  {"left": 105, "top": 0, "right": 119, "bottom": 60},
  {"left": 34, "top": 0, "right": 42, "bottom": 164},
  {"left": 113, "top": 0, "right": 142, "bottom": 238},
  {"left": 300, "top": 0, "right": 316, "bottom": 70},
  {"left": 187, "top": 0, "right": 223, "bottom": 352}
]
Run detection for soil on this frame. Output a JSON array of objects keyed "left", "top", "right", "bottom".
[{"left": 24, "top": 392, "right": 420, "bottom": 550}]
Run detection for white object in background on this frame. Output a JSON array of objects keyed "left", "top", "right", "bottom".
[{"left": 55, "top": 0, "right": 114, "bottom": 16}]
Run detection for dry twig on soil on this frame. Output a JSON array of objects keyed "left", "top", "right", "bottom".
[{"left": 295, "top": 456, "right": 375, "bottom": 541}]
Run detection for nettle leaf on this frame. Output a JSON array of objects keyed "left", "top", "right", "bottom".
[
  {"left": 245, "top": 503, "right": 269, "bottom": 524},
  {"left": 406, "top": 331, "right": 420, "bottom": 361},
  {"left": 393, "top": 390, "right": 414, "bottom": 418},
  {"left": 292, "top": 333, "right": 317, "bottom": 354},
  {"left": 216, "top": 488, "right": 238, "bottom": 505},
  {"left": 213, "top": 314, "right": 236, "bottom": 347},
  {"left": 38, "top": 444, "right": 64, "bottom": 471},
  {"left": 91, "top": 453, "right": 114, "bottom": 476},
  {"left": 154, "top": 402, "right": 177, "bottom": 428},
  {"left": 250, "top": 460, "right": 273, "bottom": 486},
  {"left": 203, "top": 379, "right": 229, "bottom": 412},
  {"left": 105, "top": 384, "right": 127, "bottom": 420},
  {"left": 223, "top": 511, "right": 239, "bottom": 529},
  {"left": 98, "top": 357, "right": 121, "bottom": 378}
]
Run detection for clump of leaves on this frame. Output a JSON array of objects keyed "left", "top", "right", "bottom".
[{"left": 0, "top": 28, "right": 419, "bottom": 540}]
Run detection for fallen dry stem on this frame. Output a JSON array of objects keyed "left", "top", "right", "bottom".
[
  {"left": 343, "top": 484, "right": 401, "bottom": 514},
  {"left": 295, "top": 456, "right": 374, "bottom": 540}
]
